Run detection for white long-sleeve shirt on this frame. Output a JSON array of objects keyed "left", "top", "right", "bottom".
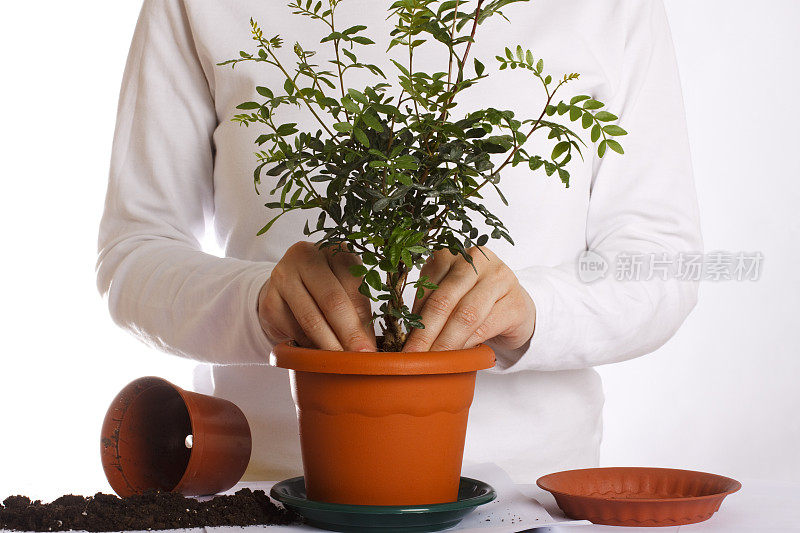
[{"left": 97, "top": 0, "right": 701, "bottom": 483}]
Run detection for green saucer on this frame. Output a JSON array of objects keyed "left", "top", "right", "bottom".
[{"left": 270, "top": 477, "right": 496, "bottom": 533}]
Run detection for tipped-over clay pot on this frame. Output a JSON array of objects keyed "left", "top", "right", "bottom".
[
  {"left": 271, "top": 342, "right": 495, "bottom": 506},
  {"left": 100, "top": 376, "right": 252, "bottom": 497}
]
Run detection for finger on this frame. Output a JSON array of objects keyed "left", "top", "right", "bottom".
[
  {"left": 403, "top": 260, "right": 480, "bottom": 352},
  {"left": 258, "top": 279, "right": 313, "bottom": 347},
  {"left": 325, "top": 246, "right": 377, "bottom": 346},
  {"left": 411, "top": 251, "right": 456, "bottom": 316},
  {"left": 298, "top": 254, "right": 375, "bottom": 352},
  {"left": 429, "top": 277, "right": 511, "bottom": 351},
  {"left": 464, "top": 289, "right": 533, "bottom": 349},
  {"left": 276, "top": 275, "right": 344, "bottom": 351}
]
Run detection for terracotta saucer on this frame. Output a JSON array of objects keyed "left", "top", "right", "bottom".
[{"left": 537, "top": 467, "right": 741, "bottom": 527}]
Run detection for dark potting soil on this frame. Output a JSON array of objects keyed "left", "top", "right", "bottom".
[{"left": 0, "top": 488, "right": 304, "bottom": 532}]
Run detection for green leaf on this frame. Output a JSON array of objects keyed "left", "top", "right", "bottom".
[
  {"left": 236, "top": 102, "right": 261, "bottom": 110},
  {"left": 388, "top": 246, "right": 401, "bottom": 268},
  {"left": 373, "top": 197, "right": 391, "bottom": 211},
  {"left": 366, "top": 270, "right": 382, "bottom": 291},
  {"left": 276, "top": 123, "right": 298, "bottom": 136},
  {"left": 333, "top": 122, "right": 353, "bottom": 132},
  {"left": 606, "top": 139, "right": 624, "bottom": 154},
  {"left": 342, "top": 24, "right": 367, "bottom": 36},
  {"left": 321, "top": 31, "right": 343, "bottom": 43},
  {"left": 552, "top": 141, "right": 570, "bottom": 160},
  {"left": 598, "top": 140, "right": 608, "bottom": 157},
  {"left": 401, "top": 249, "right": 413, "bottom": 268},
  {"left": 536, "top": 58, "right": 544, "bottom": 73},
  {"left": 347, "top": 88, "right": 368, "bottom": 104},
  {"left": 602, "top": 125, "right": 628, "bottom": 136},
  {"left": 582, "top": 112, "right": 593, "bottom": 129},
  {"left": 256, "top": 86, "right": 274, "bottom": 98},
  {"left": 283, "top": 79, "right": 295, "bottom": 95},
  {"left": 348, "top": 264, "right": 368, "bottom": 277},
  {"left": 358, "top": 281, "right": 372, "bottom": 300},
  {"left": 583, "top": 99, "right": 604, "bottom": 110},
  {"left": 361, "top": 112, "right": 384, "bottom": 132},
  {"left": 394, "top": 155, "right": 418, "bottom": 170},
  {"left": 594, "top": 111, "right": 618, "bottom": 122},
  {"left": 353, "top": 127, "right": 370, "bottom": 148},
  {"left": 474, "top": 58, "right": 485, "bottom": 77},
  {"left": 591, "top": 124, "right": 601, "bottom": 143},
  {"left": 341, "top": 96, "right": 360, "bottom": 114},
  {"left": 569, "top": 106, "right": 582, "bottom": 121},
  {"left": 256, "top": 214, "right": 282, "bottom": 236},
  {"left": 351, "top": 36, "right": 374, "bottom": 45},
  {"left": 525, "top": 50, "right": 534, "bottom": 66},
  {"left": 570, "top": 95, "right": 591, "bottom": 105}
]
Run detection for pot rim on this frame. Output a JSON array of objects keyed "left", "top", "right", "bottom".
[{"left": 270, "top": 342, "right": 495, "bottom": 375}]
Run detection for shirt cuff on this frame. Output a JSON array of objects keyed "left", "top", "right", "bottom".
[
  {"left": 487, "top": 266, "right": 559, "bottom": 374},
  {"left": 241, "top": 263, "right": 275, "bottom": 363}
]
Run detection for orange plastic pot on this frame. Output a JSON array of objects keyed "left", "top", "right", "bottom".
[
  {"left": 100, "top": 376, "right": 252, "bottom": 497},
  {"left": 270, "top": 342, "right": 495, "bottom": 506}
]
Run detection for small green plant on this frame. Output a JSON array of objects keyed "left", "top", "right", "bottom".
[{"left": 219, "top": 0, "right": 626, "bottom": 352}]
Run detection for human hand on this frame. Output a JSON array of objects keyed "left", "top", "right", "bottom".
[
  {"left": 257, "top": 241, "right": 376, "bottom": 351},
  {"left": 403, "top": 247, "right": 536, "bottom": 353}
]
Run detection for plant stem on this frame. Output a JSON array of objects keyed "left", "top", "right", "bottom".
[
  {"left": 466, "top": 80, "right": 567, "bottom": 198},
  {"left": 445, "top": 0, "right": 461, "bottom": 91},
  {"left": 440, "top": 0, "right": 484, "bottom": 121},
  {"left": 329, "top": 7, "right": 351, "bottom": 121},
  {"left": 265, "top": 46, "right": 339, "bottom": 141},
  {"left": 382, "top": 266, "right": 408, "bottom": 351}
]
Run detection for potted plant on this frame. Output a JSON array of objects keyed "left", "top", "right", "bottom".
[{"left": 219, "top": 0, "right": 625, "bottom": 505}]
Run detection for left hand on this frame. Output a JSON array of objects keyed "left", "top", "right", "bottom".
[{"left": 403, "top": 247, "right": 536, "bottom": 352}]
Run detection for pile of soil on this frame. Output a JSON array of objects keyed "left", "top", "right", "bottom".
[{"left": 0, "top": 488, "right": 303, "bottom": 532}]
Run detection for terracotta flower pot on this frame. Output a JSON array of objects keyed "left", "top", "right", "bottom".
[
  {"left": 270, "top": 342, "right": 495, "bottom": 506},
  {"left": 100, "top": 376, "right": 252, "bottom": 497}
]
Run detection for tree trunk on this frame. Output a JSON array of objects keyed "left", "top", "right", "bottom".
[
  {"left": 381, "top": 266, "right": 408, "bottom": 352},
  {"left": 381, "top": 313, "right": 406, "bottom": 352}
]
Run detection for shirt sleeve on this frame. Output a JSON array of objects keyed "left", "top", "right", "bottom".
[
  {"left": 96, "top": 0, "right": 275, "bottom": 365},
  {"left": 489, "top": 0, "right": 703, "bottom": 373}
]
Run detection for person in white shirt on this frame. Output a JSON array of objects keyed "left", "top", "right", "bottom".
[{"left": 97, "top": 0, "right": 702, "bottom": 483}]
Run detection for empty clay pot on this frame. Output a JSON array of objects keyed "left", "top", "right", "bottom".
[
  {"left": 270, "top": 342, "right": 495, "bottom": 506},
  {"left": 100, "top": 376, "right": 252, "bottom": 497}
]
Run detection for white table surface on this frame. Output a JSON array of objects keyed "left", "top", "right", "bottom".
[
  {"left": 519, "top": 477, "right": 800, "bottom": 532},
  {"left": 3, "top": 465, "right": 799, "bottom": 532}
]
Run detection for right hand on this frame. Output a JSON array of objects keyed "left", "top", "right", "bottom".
[{"left": 257, "top": 241, "right": 377, "bottom": 351}]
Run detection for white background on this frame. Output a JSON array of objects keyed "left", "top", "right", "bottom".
[{"left": 0, "top": 0, "right": 797, "bottom": 501}]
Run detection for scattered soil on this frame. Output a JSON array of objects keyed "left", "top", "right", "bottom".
[{"left": 0, "top": 488, "right": 304, "bottom": 532}]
